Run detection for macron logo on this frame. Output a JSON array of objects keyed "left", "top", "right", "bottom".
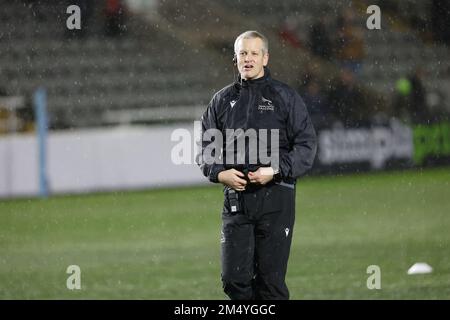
[
  {"left": 230, "top": 100, "right": 237, "bottom": 109},
  {"left": 285, "top": 228, "right": 290, "bottom": 237}
]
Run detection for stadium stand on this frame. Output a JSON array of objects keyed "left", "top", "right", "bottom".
[
  {"left": 0, "top": 0, "right": 448, "bottom": 130},
  {"left": 218, "top": 0, "right": 450, "bottom": 117},
  {"left": 0, "top": 0, "right": 226, "bottom": 129}
]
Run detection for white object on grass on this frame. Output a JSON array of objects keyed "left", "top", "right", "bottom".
[{"left": 407, "top": 262, "right": 433, "bottom": 275}]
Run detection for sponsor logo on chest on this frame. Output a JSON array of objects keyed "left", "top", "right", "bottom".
[{"left": 258, "top": 96, "right": 275, "bottom": 112}]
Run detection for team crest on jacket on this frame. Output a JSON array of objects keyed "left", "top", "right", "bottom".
[{"left": 258, "top": 97, "right": 275, "bottom": 111}]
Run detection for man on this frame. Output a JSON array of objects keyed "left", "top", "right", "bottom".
[{"left": 198, "top": 31, "right": 317, "bottom": 300}]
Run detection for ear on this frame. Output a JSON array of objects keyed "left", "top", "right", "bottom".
[{"left": 263, "top": 52, "right": 269, "bottom": 66}]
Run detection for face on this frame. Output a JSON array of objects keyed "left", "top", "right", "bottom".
[{"left": 235, "top": 37, "right": 269, "bottom": 80}]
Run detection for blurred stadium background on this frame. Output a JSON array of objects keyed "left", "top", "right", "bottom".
[{"left": 0, "top": 0, "right": 449, "bottom": 299}]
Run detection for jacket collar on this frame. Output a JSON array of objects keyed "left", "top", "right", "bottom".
[{"left": 235, "top": 66, "right": 271, "bottom": 88}]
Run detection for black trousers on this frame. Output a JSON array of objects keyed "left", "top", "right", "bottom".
[{"left": 221, "top": 182, "right": 296, "bottom": 300}]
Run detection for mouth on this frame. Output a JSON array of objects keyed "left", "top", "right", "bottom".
[{"left": 243, "top": 64, "right": 254, "bottom": 71}]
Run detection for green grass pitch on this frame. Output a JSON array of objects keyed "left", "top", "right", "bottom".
[{"left": 1, "top": 167, "right": 449, "bottom": 299}]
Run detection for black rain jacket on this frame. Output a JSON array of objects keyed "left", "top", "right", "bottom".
[{"left": 198, "top": 67, "right": 317, "bottom": 184}]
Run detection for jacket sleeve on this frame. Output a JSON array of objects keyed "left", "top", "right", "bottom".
[
  {"left": 196, "top": 94, "right": 225, "bottom": 183},
  {"left": 279, "top": 91, "right": 317, "bottom": 179}
]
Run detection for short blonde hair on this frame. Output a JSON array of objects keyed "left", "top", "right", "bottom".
[{"left": 234, "top": 30, "right": 269, "bottom": 55}]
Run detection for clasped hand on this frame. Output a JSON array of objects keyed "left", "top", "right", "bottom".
[{"left": 218, "top": 167, "right": 274, "bottom": 191}]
